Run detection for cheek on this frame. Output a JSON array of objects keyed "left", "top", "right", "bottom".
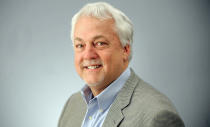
[
  {"left": 109, "top": 51, "right": 124, "bottom": 65},
  {"left": 100, "top": 53, "right": 116, "bottom": 69},
  {"left": 100, "top": 52, "right": 112, "bottom": 62},
  {"left": 74, "top": 54, "right": 81, "bottom": 68}
]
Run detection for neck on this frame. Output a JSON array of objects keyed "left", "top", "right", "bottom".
[{"left": 90, "top": 65, "right": 129, "bottom": 97}]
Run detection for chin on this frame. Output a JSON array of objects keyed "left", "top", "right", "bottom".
[
  {"left": 87, "top": 83, "right": 101, "bottom": 87},
  {"left": 85, "top": 77, "right": 105, "bottom": 87}
]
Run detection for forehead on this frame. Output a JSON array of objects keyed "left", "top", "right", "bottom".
[
  {"left": 76, "top": 15, "right": 115, "bottom": 27},
  {"left": 74, "top": 16, "right": 117, "bottom": 38}
]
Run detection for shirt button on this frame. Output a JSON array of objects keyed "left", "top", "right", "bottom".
[
  {"left": 89, "top": 116, "right": 92, "bottom": 120},
  {"left": 99, "top": 109, "right": 103, "bottom": 112}
]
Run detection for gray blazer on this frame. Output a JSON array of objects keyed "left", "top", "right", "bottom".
[{"left": 58, "top": 69, "right": 185, "bottom": 127}]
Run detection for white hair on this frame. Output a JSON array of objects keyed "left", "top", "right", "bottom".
[{"left": 71, "top": 2, "right": 134, "bottom": 60}]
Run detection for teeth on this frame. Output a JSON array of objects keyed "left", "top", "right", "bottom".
[{"left": 87, "top": 65, "right": 100, "bottom": 69}]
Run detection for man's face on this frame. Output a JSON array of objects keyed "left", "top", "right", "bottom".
[{"left": 73, "top": 16, "right": 129, "bottom": 88}]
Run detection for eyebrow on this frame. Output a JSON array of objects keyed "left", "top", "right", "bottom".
[
  {"left": 74, "top": 35, "right": 107, "bottom": 43},
  {"left": 74, "top": 37, "right": 83, "bottom": 42},
  {"left": 93, "top": 35, "right": 107, "bottom": 40}
]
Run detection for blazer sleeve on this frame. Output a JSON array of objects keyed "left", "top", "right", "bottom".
[{"left": 150, "top": 110, "right": 185, "bottom": 127}]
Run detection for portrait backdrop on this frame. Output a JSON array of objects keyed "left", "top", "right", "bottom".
[{"left": 0, "top": 0, "right": 209, "bottom": 127}]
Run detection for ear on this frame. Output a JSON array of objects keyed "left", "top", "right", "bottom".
[{"left": 123, "top": 44, "right": 130, "bottom": 62}]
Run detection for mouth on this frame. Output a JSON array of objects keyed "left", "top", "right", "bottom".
[{"left": 84, "top": 64, "right": 102, "bottom": 70}]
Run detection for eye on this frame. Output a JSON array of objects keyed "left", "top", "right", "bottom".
[
  {"left": 75, "top": 43, "right": 84, "bottom": 48},
  {"left": 95, "top": 42, "right": 107, "bottom": 46}
]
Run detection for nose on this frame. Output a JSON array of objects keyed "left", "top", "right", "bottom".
[{"left": 83, "top": 44, "right": 99, "bottom": 60}]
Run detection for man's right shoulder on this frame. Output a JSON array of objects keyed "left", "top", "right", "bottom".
[
  {"left": 68, "top": 92, "right": 83, "bottom": 103},
  {"left": 63, "top": 91, "right": 86, "bottom": 112},
  {"left": 58, "top": 91, "right": 86, "bottom": 127}
]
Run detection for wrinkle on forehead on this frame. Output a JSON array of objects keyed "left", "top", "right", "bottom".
[{"left": 74, "top": 16, "right": 118, "bottom": 42}]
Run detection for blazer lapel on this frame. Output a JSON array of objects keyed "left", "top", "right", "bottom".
[{"left": 102, "top": 68, "right": 139, "bottom": 127}]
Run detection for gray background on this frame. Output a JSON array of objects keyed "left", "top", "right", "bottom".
[{"left": 0, "top": 0, "right": 209, "bottom": 127}]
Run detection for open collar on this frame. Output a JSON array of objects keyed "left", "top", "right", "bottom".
[
  {"left": 102, "top": 68, "right": 139, "bottom": 127},
  {"left": 81, "top": 67, "right": 131, "bottom": 111}
]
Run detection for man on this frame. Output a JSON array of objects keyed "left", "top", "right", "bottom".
[{"left": 59, "top": 2, "right": 185, "bottom": 127}]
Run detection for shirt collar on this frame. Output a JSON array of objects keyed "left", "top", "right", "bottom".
[{"left": 81, "top": 67, "right": 131, "bottom": 111}]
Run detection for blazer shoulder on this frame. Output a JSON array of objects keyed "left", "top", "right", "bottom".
[
  {"left": 122, "top": 69, "right": 185, "bottom": 126},
  {"left": 68, "top": 92, "right": 83, "bottom": 104},
  {"left": 151, "top": 110, "right": 185, "bottom": 127},
  {"left": 132, "top": 74, "right": 178, "bottom": 113},
  {"left": 58, "top": 92, "right": 86, "bottom": 127},
  {"left": 62, "top": 92, "right": 84, "bottom": 112}
]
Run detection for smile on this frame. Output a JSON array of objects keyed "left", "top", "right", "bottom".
[{"left": 85, "top": 65, "right": 102, "bottom": 70}]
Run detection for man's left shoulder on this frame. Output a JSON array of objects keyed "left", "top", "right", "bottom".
[
  {"left": 131, "top": 75, "right": 177, "bottom": 113},
  {"left": 120, "top": 69, "right": 185, "bottom": 126},
  {"left": 125, "top": 69, "right": 178, "bottom": 112}
]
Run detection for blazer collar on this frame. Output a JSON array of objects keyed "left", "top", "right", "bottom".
[{"left": 102, "top": 68, "right": 139, "bottom": 127}]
